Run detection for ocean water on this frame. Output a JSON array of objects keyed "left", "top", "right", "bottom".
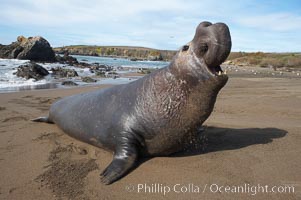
[
  {"left": 0, "top": 55, "right": 169, "bottom": 93},
  {"left": 75, "top": 55, "right": 169, "bottom": 69}
]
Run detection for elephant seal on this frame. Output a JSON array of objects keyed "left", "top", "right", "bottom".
[{"left": 33, "top": 21, "right": 231, "bottom": 184}]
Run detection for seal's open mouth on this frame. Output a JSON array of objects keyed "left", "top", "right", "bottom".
[{"left": 208, "top": 65, "right": 226, "bottom": 76}]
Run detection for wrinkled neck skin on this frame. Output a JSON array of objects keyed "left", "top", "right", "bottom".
[{"left": 133, "top": 47, "right": 228, "bottom": 155}]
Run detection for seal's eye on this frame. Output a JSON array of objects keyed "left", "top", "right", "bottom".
[
  {"left": 182, "top": 45, "right": 189, "bottom": 51},
  {"left": 200, "top": 43, "right": 208, "bottom": 52}
]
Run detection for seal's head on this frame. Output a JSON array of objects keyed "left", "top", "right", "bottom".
[
  {"left": 174, "top": 21, "right": 231, "bottom": 85},
  {"left": 192, "top": 21, "right": 231, "bottom": 73}
]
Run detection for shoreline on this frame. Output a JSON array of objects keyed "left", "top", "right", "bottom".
[
  {"left": 0, "top": 73, "right": 144, "bottom": 94},
  {"left": 0, "top": 55, "right": 167, "bottom": 93},
  {"left": 1, "top": 63, "right": 300, "bottom": 94}
]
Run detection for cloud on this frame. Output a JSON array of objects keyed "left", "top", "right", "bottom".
[
  {"left": 237, "top": 13, "right": 301, "bottom": 31},
  {"left": 0, "top": 0, "right": 193, "bottom": 27},
  {"left": 0, "top": 0, "right": 300, "bottom": 52}
]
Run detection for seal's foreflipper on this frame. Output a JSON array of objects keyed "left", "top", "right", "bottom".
[
  {"left": 31, "top": 116, "right": 54, "bottom": 124},
  {"left": 100, "top": 145, "right": 138, "bottom": 184}
]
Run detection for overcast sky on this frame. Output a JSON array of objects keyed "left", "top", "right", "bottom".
[{"left": 0, "top": 0, "right": 300, "bottom": 52}]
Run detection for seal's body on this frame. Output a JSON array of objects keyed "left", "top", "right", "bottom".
[{"left": 33, "top": 21, "right": 232, "bottom": 184}]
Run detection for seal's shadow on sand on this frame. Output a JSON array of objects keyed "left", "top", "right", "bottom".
[
  {"left": 173, "top": 126, "right": 287, "bottom": 157},
  {"left": 131, "top": 126, "right": 287, "bottom": 180}
]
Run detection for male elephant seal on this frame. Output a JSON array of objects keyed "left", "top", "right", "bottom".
[{"left": 33, "top": 21, "right": 231, "bottom": 184}]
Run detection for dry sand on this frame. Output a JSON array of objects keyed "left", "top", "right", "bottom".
[{"left": 0, "top": 71, "right": 301, "bottom": 200}]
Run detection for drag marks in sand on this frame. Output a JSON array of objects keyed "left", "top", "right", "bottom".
[{"left": 33, "top": 131, "right": 99, "bottom": 199}]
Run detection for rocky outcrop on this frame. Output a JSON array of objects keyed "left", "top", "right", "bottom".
[
  {"left": 14, "top": 62, "right": 49, "bottom": 80},
  {"left": 105, "top": 71, "right": 119, "bottom": 79},
  {"left": 55, "top": 52, "right": 79, "bottom": 65},
  {"left": 0, "top": 36, "right": 56, "bottom": 62},
  {"left": 89, "top": 64, "right": 113, "bottom": 73},
  {"left": 51, "top": 67, "right": 78, "bottom": 77},
  {"left": 81, "top": 77, "right": 97, "bottom": 82},
  {"left": 62, "top": 80, "right": 78, "bottom": 86}
]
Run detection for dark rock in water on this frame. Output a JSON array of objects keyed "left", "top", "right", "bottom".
[
  {"left": 76, "top": 62, "right": 91, "bottom": 68},
  {"left": 51, "top": 67, "right": 78, "bottom": 77},
  {"left": 89, "top": 64, "right": 114, "bottom": 75},
  {"left": 95, "top": 71, "right": 106, "bottom": 77},
  {"left": 105, "top": 71, "right": 120, "bottom": 79},
  {"left": 130, "top": 58, "right": 138, "bottom": 61},
  {"left": 55, "top": 54, "right": 78, "bottom": 65},
  {"left": 62, "top": 81, "right": 78, "bottom": 86},
  {"left": 81, "top": 77, "right": 97, "bottom": 83},
  {"left": 0, "top": 36, "right": 56, "bottom": 62},
  {"left": 138, "top": 68, "right": 153, "bottom": 74},
  {"left": 14, "top": 62, "right": 49, "bottom": 80}
]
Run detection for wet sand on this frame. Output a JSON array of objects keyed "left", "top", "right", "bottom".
[{"left": 0, "top": 70, "right": 300, "bottom": 200}]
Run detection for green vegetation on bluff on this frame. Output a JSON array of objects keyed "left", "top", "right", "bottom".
[{"left": 227, "top": 52, "right": 301, "bottom": 69}]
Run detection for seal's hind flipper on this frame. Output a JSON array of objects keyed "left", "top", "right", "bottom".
[
  {"left": 31, "top": 116, "right": 54, "bottom": 124},
  {"left": 100, "top": 145, "right": 138, "bottom": 184}
]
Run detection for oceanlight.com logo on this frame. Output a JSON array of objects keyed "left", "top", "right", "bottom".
[{"left": 125, "top": 183, "right": 295, "bottom": 196}]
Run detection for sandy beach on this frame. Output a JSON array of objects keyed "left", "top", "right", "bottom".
[{"left": 0, "top": 70, "right": 300, "bottom": 200}]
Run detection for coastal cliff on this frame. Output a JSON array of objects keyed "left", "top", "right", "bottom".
[
  {"left": 54, "top": 45, "right": 177, "bottom": 61},
  {"left": 54, "top": 46, "right": 301, "bottom": 69}
]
